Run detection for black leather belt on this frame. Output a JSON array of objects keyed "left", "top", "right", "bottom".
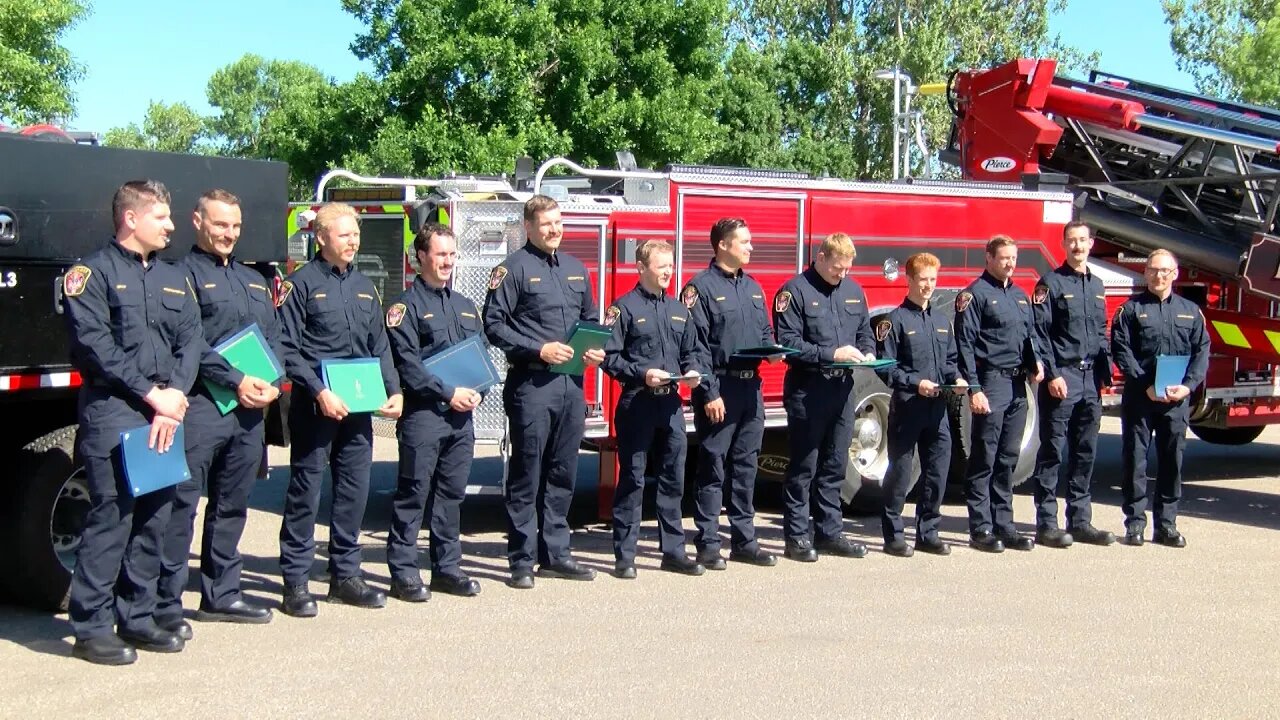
[
  {"left": 648, "top": 385, "right": 674, "bottom": 396},
  {"left": 716, "top": 369, "right": 757, "bottom": 380},
  {"left": 518, "top": 362, "right": 550, "bottom": 371},
  {"left": 989, "top": 367, "right": 1026, "bottom": 378}
]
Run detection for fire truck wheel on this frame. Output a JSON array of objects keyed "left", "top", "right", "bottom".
[
  {"left": 840, "top": 374, "right": 895, "bottom": 510},
  {"left": 13, "top": 426, "right": 85, "bottom": 612},
  {"left": 1189, "top": 425, "right": 1265, "bottom": 446},
  {"left": 946, "top": 381, "right": 1041, "bottom": 490}
]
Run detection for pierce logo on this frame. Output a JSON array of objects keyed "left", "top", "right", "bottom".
[
  {"left": 980, "top": 156, "right": 1017, "bottom": 173},
  {"left": 757, "top": 454, "right": 789, "bottom": 476}
]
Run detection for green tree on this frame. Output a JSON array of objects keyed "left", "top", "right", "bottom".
[
  {"left": 0, "top": 0, "right": 88, "bottom": 124},
  {"left": 205, "top": 54, "right": 332, "bottom": 157},
  {"left": 338, "top": 0, "right": 730, "bottom": 176},
  {"left": 102, "top": 101, "right": 209, "bottom": 154},
  {"left": 1165, "top": 0, "right": 1280, "bottom": 104}
]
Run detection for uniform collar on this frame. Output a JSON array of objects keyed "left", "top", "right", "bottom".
[
  {"left": 1140, "top": 289, "right": 1175, "bottom": 304},
  {"left": 110, "top": 238, "right": 154, "bottom": 264},
  {"left": 316, "top": 255, "right": 353, "bottom": 278},
  {"left": 902, "top": 297, "right": 930, "bottom": 313},
  {"left": 416, "top": 275, "right": 449, "bottom": 296},
  {"left": 709, "top": 260, "right": 742, "bottom": 279},
  {"left": 1057, "top": 262, "right": 1091, "bottom": 279},
  {"left": 636, "top": 284, "right": 667, "bottom": 301},
  {"left": 980, "top": 270, "right": 1010, "bottom": 289},
  {"left": 804, "top": 266, "right": 839, "bottom": 292},
  {"left": 525, "top": 241, "right": 560, "bottom": 267},
  {"left": 191, "top": 244, "right": 234, "bottom": 267}
]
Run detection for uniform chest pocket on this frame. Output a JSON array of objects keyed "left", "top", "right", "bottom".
[
  {"left": 1173, "top": 314, "right": 1199, "bottom": 346},
  {"left": 630, "top": 316, "right": 661, "bottom": 348},
  {"left": 905, "top": 331, "right": 933, "bottom": 360},
  {"left": 306, "top": 294, "right": 344, "bottom": 322},
  {"left": 418, "top": 314, "right": 451, "bottom": 345},
  {"left": 709, "top": 296, "right": 740, "bottom": 320},
  {"left": 197, "top": 283, "right": 233, "bottom": 317},
  {"left": 458, "top": 311, "right": 480, "bottom": 331},
  {"left": 160, "top": 290, "right": 188, "bottom": 312},
  {"left": 803, "top": 303, "right": 837, "bottom": 342}
]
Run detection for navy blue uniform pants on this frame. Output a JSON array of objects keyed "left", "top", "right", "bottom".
[
  {"left": 503, "top": 369, "right": 585, "bottom": 570},
  {"left": 1120, "top": 386, "right": 1189, "bottom": 533},
  {"left": 387, "top": 403, "right": 474, "bottom": 580},
  {"left": 881, "top": 395, "right": 951, "bottom": 543},
  {"left": 1032, "top": 365, "right": 1102, "bottom": 531},
  {"left": 613, "top": 389, "right": 687, "bottom": 564},
  {"left": 692, "top": 376, "right": 764, "bottom": 553},
  {"left": 156, "top": 395, "right": 264, "bottom": 620},
  {"left": 782, "top": 371, "right": 855, "bottom": 542},
  {"left": 279, "top": 389, "right": 374, "bottom": 586},
  {"left": 69, "top": 393, "right": 174, "bottom": 640},
  {"left": 966, "top": 370, "right": 1027, "bottom": 535}
]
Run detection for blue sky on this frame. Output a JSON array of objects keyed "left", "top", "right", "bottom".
[{"left": 63, "top": 0, "right": 1195, "bottom": 133}]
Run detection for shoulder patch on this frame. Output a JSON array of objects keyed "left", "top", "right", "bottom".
[
  {"left": 386, "top": 303, "right": 407, "bottom": 328},
  {"left": 276, "top": 280, "right": 294, "bottom": 308},
  {"left": 1033, "top": 284, "right": 1049, "bottom": 305},
  {"left": 774, "top": 290, "right": 792, "bottom": 314},
  {"left": 604, "top": 305, "right": 621, "bottom": 326},
  {"left": 956, "top": 291, "right": 973, "bottom": 313},
  {"left": 875, "top": 318, "right": 892, "bottom": 343},
  {"left": 63, "top": 265, "right": 92, "bottom": 298},
  {"left": 681, "top": 284, "right": 699, "bottom": 309},
  {"left": 488, "top": 265, "right": 508, "bottom": 291}
]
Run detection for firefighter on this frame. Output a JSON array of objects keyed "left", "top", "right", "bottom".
[
  {"left": 773, "top": 233, "right": 873, "bottom": 562},
  {"left": 277, "top": 202, "right": 403, "bottom": 617},
  {"left": 483, "top": 195, "right": 604, "bottom": 589},
  {"left": 384, "top": 223, "right": 483, "bottom": 601},
  {"left": 1111, "top": 249, "right": 1210, "bottom": 547},
  {"left": 955, "top": 235, "right": 1043, "bottom": 554},
  {"left": 875, "top": 252, "right": 967, "bottom": 557},
  {"left": 683, "top": 217, "right": 778, "bottom": 570},
  {"left": 601, "top": 240, "right": 705, "bottom": 579},
  {"left": 156, "top": 190, "right": 281, "bottom": 636},
  {"left": 1029, "top": 221, "right": 1117, "bottom": 548},
  {"left": 63, "top": 180, "right": 202, "bottom": 665}
]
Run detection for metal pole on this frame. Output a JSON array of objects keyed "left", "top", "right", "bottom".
[{"left": 891, "top": 70, "right": 901, "bottom": 180}]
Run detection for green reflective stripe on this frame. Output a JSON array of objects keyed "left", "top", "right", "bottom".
[
  {"left": 1264, "top": 330, "right": 1280, "bottom": 355},
  {"left": 1213, "top": 320, "right": 1250, "bottom": 349}
]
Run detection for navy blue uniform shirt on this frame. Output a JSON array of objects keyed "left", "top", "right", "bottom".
[
  {"left": 387, "top": 276, "right": 483, "bottom": 404},
  {"left": 180, "top": 245, "right": 287, "bottom": 393},
  {"left": 1032, "top": 264, "right": 1109, "bottom": 381},
  {"left": 682, "top": 261, "right": 773, "bottom": 402},
  {"left": 1110, "top": 290, "right": 1210, "bottom": 390},
  {"left": 875, "top": 298, "right": 960, "bottom": 398},
  {"left": 601, "top": 284, "right": 701, "bottom": 387},
  {"left": 277, "top": 256, "right": 400, "bottom": 397},
  {"left": 955, "top": 270, "right": 1040, "bottom": 381},
  {"left": 773, "top": 267, "right": 874, "bottom": 369},
  {"left": 482, "top": 242, "right": 598, "bottom": 364},
  {"left": 63, "top": 240, "right": 203, "bottom": 398}
]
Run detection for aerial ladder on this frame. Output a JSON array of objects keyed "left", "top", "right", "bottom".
[{"left": 943, "top": 58, "right": 1280, "bottom": 442}]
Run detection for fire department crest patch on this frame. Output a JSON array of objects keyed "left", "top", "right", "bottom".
[
  {"left": 1033, "top": 284, "right": 1049, "bottom": 305},
  {"left": 488, "top": 265, "right": 508, "bottom": 291},
  {"left": 276, "top": 280, "right": 294, "bottom": 308},
  {"left": 956, "top": 291, "right": 973, "bottom": 313},
  {"left": 875, "top": 318, "right": 892, "bottom": 343},
  {"left": 774, "top": 291, "right": 792, "bottom": 314},
  {"left": 386, "top": 303, "right": 407, "bottom": 328},
  {"left": 604, "top": 305, "right": 621, "bottom": 326},
  {"left": 681, "top": 284, "right": 699, "bottom": 309},
  {"left": 63, "top": 265, "right": 91, "bottom": 298}
]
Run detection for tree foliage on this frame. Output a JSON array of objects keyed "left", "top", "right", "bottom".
[
  {"left": 0, "top": 0, "right": 88, "bottom": 124},
  {"left": 102, "top": 101, "right": 208, "bottom": 154},
  {"left": 1165, "top": 0, "right": 1280, "bottom": 105}
]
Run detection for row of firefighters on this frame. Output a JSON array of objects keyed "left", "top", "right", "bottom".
[{"left": 56, "top": 181, "right": 1208, "bottom": 666}]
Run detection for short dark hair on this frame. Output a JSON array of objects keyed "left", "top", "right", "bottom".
[
  {"left": 523, "top": 194, "right": 560, "bottom": 222},
  {"left": 112, "top": 180, "right": 171, "bottom": 229},
  {"left": 985, "top": 235, "right": 1016, "bottom": 255},
  {"left": 710, "top": 217, "right": 748, "bottom": 252},
  {"left": 413, "top": 222, "right": 455, "bottom": 256},
  {"left": 197, "top": 188, "right": 240, "bottom": 215},
  {"left": 1063, "top": 220, "right": 1090, "bottom": 239}
]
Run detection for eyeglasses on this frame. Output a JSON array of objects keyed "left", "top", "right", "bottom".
[{"left": 1145, "top": 267, "right": 1176, "bottom": 276}]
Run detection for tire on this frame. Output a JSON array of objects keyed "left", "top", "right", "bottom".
[
  {"left": 841, "top": 373, "right": 894, "bottom": 511},
  {"left": 1189, "top": 424, "right": 1265, "bottom": 446},
  {"left": 13, "top": 426, "right": 87, "bottom": 612},
  {"left": 948, "top": 379, "right": 1041, "bottom": 489}
]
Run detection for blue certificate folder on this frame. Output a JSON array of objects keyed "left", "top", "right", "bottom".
[
  {"left": 120, "top": 424, "right": 192, "bottom": 498},
  {"left": 1155, "top": 354, "right": 1190, "bottom": 399},
  {"left": 203, "top": 323, "right": 284, "bottom": 415},
  {"left": 422, "top": 335, "right": 500, "bottom": 394},
  {"left": 320, "top": 358, "right": 388, "bottom": 413}
]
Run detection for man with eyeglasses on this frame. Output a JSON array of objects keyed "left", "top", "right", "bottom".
[{"left": 1110, "top": 249, "right": 1209, "bottom": 547}]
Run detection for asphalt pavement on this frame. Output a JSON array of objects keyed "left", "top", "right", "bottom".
[{"left": 2, "top": 417, "right": 1279, "bottom": 718}]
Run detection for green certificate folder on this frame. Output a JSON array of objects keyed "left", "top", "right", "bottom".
[
  {"left": 828, "top": 358, "right": 898, "bottom": 370},
  {"left": 731, "top": 344, "right": 799, "bottom": 360},
  {"left": 321, "top": 358, "right": 388, "bottom": 413},
  {"left": 552, "top": 321, "right": 612, "bottom": 376},
  {"left": 203, "top": 323, "right": 284, "bottom": 415}
]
